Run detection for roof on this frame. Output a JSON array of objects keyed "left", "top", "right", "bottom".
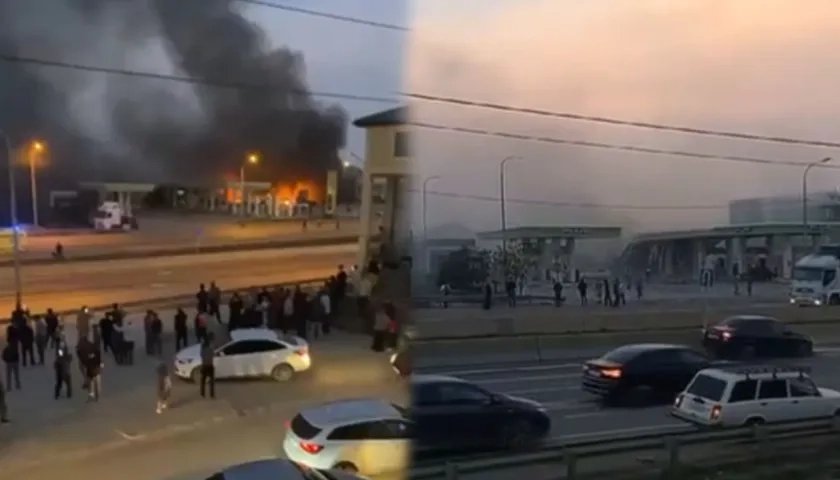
[
  {"left": 477, "top": 226, "right": 622, "bottom": 241},
  {"left": 216, "top": 459, "right": 306, "bottom": 480},
  {"left": 797, "top": 254, "right": 840, "bottom": 268},
  {"left": 631, "top": 222, "right": 840, "bottom": 244},
  {"left": 352, "top": 106, "right": 407, "bottom": 128},
  {"left": 300, "top": 398, "right": 403, "bottom": 427},
  {"left": 230, "top": 328, "right": 279, "bottom": 342}
]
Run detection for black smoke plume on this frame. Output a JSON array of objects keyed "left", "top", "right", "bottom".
[{"left": 0, "top": 0, "right": 347, "bottom": 187}]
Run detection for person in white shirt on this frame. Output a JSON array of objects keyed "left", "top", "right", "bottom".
[{"left": 121, "top": 320, "right": 136, "bottom": 365}]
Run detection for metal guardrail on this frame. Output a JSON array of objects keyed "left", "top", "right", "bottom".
[
  {"left": 0, "top": 277, "right": 332, "bottom": 325},
  {"left": 410, "top": 417, "right": 840, "bottom": 479}
]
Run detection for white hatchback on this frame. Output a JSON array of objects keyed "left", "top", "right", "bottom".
[
  {"left": 283, "top": 398, "right": 411, "bottom": 476},
  {"left": 174, "top": 328, "right": 311, "bottom": 382}
]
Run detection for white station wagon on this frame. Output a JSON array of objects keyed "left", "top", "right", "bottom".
[{"left": 174, "top": 328, "right": 311, "bottom": 382}]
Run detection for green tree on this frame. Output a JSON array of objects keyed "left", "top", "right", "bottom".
[{"left": 437, "top": 247, "right": 488, "bottom": 291}]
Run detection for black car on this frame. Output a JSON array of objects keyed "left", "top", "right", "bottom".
[
  {"left": 410, "top": 375, "right": 551, "bottom": 453},
  {"left": 582, "top": 343, "right": 725, "bottom": 405},
  {"left": 702, "top": 315, "right": 813, "bottom": 359}
]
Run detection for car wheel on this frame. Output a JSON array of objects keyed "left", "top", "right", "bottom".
[
  {"left": 333, "top": 462, "right": 358, "bottom": 473},
  {"left": 501, "top": 420, "right": 535, "bottom": 451},
  {"left": 271, "top": 364, "right": 294, "bottom": 382},
  {"left": 743, "top": 417, "right": 764, "bottom": 428},
  {"left": 190, "top": 367, "right": 201, "bottom": 383}
]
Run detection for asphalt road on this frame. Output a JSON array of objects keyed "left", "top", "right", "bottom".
[
  {"left": 0, "top": 217, "right": 358, "bottom": 262},
  {"left": 0, "top": 244, "right": 356, "bottom": 313},
  {"left": 0, "top": 307, "right": 405, "bottom": 480},
  {"left": 416, "top": 345, "right": 840, "bottom": 447}
]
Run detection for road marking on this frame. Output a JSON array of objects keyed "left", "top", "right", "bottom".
[
  {"left": 563, "top": 411, "right": 608, "bottom": 419},
  {"left": 555, "top": 423, "right": 688, "bottom": 441},
  {"left": 115, "top": 429, "right": 145, "bottom": 441},
  {"left": 435, "top": 363, "right": 582, "bottom": 376}
]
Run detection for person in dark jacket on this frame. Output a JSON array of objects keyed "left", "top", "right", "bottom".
[
  {"left": 44, "top": 308, "right": 59, "bottom": 349},
  {"left": 199, "top": 335, "right": 215, "bottom": 399},
  {"left": 0, "top": 377, "right": 8, "bottom": 423},
  {"left": 196, "top": 283, "right": 209, "bottom": 314},
  {"left": 34, "top": 316, "right": 48, "bottom": 365},
  {"left": 293, "top": 286, "right": 309, "bottom": 339},
  {"left": 174, "top": 308, "right": 188, "bottom": 350},
  {"left": 99, "top": 313, "right": 114, "bottom": 354},
  {"left": 54, "top": 346, "right": 73, "bottom": 399},
  {"left": 19, "top": 320, "right": 35, "bottom": 367},
  {"left": 149, "top": 312, "right": 163, "bottom": 356},
  {"left": 5, "top": 323, "right": 19, "bottom": 353},
  {"left": 83, "top": 347, "right": 103, "bottom": 401},
  {"left": 228, "top": 293, "right": 244, "bottom": 329},
  {"left": 2, "top": 343, "right": 20, "bottom": 390}
]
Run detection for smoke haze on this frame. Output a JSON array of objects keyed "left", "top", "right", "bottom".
[
  {"left": 408, "top": 0, "right": 840, "bottom": 235},
  {"left": 0, "top": 0, "right": 347, "bottom": 185}
]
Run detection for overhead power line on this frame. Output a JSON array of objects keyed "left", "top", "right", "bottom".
[
  {"left": 0, "top": 53, "right": 398, "bottom": 104},
  {"left": 407, "top": 93, "right": 840, "bottom": 150},
  {"left": 412, "top": 121, "right": 840, "bottom": 171},
  {"left": 236, "top": 0, "right": 409, "bottom": 31},
  {"left": 408, "top": 189, "right": 727, "bottom": 211}
]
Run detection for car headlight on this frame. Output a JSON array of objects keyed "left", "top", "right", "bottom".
[{"left": 390, "top": 353, "right": 398, "bottom": 364}]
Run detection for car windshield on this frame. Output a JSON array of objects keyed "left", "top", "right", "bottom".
[
  {"left": 686, "top": 374, "right": 727, "bottom": 401},
  {"left": 793, "top": 266, "right": 828, "bottom": 283}
]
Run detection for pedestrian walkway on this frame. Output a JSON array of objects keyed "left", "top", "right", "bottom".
[{"left": 0, "top": 305, "right": 389, "bottom": 471}]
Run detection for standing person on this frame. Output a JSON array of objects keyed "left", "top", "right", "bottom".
[
  {"left": 99, "top": 313, "right": 114, "bottom": 354},
  {"left": 336, "top": 265, "right": 348, "bottom": 303},
  {"left": 91, "top": 325, "right": 102, "bottom": 355},
  {"left": 156, "top": 361, "right": 172, "bottom": 414},
  {"left": 44, "top": 308, "right": 59, "bottom": 350},
  {"left": 76, "top": 306, "right": 92, "bottom": 343},
  {"left": 199, "top": 335, "right": 215, "bottom": 399},
  {"left": 577, "top": 277, "right": 588, "bottom": 306},
  {"left": 603, "top": 279, "right": 612, "bottom": 307},
  {"left": 122, "top": 320, "right": 136, "bottom": 365},
  {"left": 293, "top": 287, "right": 309, "bottom": 339},
  {"left": 553, "top": 279, "right": 564, "bottom": 307},
  {"left": 149, "top": 312, "right": 163, "bottom": 356},
  {"left": 54, "top": 346, "right": 73, "bottom": 399},
  {"left": 174, "top": 308, "right": 188, "bottom": 351},
  {"left": 357, "top": 273, "right": 373, "bottom": 320},
  {"left": 0, "top": 378, "right": 8, "bottom": 423},
  {"left": 439, "top": 282, "right": 452, "bottom": 309},
  {"left": 2, "top": 342, "right": 20, "bottom": 391},
  {"left": 109, "top": 303, "right": 125, "bottom": 327},
  {"left": 83, "top": 345, "right": 103, "bottom": 402},
  {"left": 19, "top": 320, "right": 35, "bottom": 367},
  {"left": 482, "top": 278, "right": 493, "bottom": 310},
  {"left": 318, "top": 288, "right": 332, "bottom": 336},
  {"left": 196, "top": 283, "right": 209, "bottom": 314},
  {"left": 34, "top": 316, "right": 48, "bottom": 365},
  {"left": 76, "top": 336, "right": 93, "bottom": 388},
  {"left": 208, "top": 281, "right": 222, "bottom": 321},
  {"left": 281, "top": 290, "right": 294, "bottom": 334},
  {"left": 5, "top": 322, "right": 19, "bottom": 357},
  {"left": 112, "top": 320, "right": 125, "bottom": 365},
  {"left": 371, "top": 305, "right": 389, "bottom": 352},
  {"left": 195, "top": 311, "right": 208, "bottom": 344},
  {"left": 143, "top": 310, "right": 155, "bottom": 356},
  {"left": 505, "top": 277, "right": 517, "bottom": 307},
  {"left": 228, "top": 293, "right": 244, "bottom": 329},
  {"left": 384, "top": 303, "right": 398, "bottom": 351}
]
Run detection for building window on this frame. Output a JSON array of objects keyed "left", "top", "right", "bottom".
[{"left": 394, "top": 131, "right": 412, "bottom": 158}]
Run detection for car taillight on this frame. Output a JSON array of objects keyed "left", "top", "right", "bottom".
[
  {"left": 674, "top": 394, "right": 684, "bottom": 408},
  {"left": 721, "top": 331, "right": 732, "bottom": 341},
  {"left": 710, "top": 405, "right": 722, "bottom": 421},
  {"left": 299, "top": 441, "right": 323, "bottom": 454},
  {"left": 295, "top": 348, "right": 308, "bottom": 357},
  {"left": 601, "top": 368, "right": 622, "bottom": 379}
]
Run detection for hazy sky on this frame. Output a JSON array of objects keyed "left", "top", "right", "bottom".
[
  {"left": 407, "top": 0, "right": 840, "bottom": 235},
  {"left": 243, "top": 0, "right": 407, "bottom": 164}
]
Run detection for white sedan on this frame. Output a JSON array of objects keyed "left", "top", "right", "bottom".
[{"left": 174, "top": 328, "right": 311, "bottom": 382}]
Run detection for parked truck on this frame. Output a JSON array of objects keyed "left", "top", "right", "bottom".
[
  {"left": 92, "top": 201, "right": 138, "bottom": 231},
  {"left": 789, "top": 245, "right": 840, "bottom": 306}
]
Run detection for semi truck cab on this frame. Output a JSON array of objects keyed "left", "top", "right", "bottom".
[
  {"left": 93, "top": 201, "right": 139, "bottom": 231},
  {"left": 790, "top": 254, "right": 840, "bottom": 306}
]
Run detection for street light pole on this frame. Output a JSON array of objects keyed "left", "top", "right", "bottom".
[
  {"left": 499, "top": 155, "right": 521, "bottom": 274},
  {"left": 802, "top": 157, "right": 832, "bottom": 245},
  {"left": 422, "top": 175, "right": 441, "bottom": 242},
  {"left": 29, "top": 142, "right": 43, "bottom": 227},
  {"left": 0, "top": 129, "right": 23, "bottom": 309},
  {"left": 239, "top": 164, "right": 246, "bottom": 217}
]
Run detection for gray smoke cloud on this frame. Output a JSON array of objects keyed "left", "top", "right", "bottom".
[{"left": 0, "top": 0, "right": 347, "bottom": 185}]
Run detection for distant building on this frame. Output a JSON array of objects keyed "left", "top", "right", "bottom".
[{"left": 729, "top": 190, "right": 840, "bottom": 225}]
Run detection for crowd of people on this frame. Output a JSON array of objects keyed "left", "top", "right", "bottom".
[{"left": 0, "top": 261, "right": 402, "bottom": 425}]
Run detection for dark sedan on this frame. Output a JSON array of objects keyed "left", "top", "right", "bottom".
[
  {"left": 702, "top": 315, "right": 813, "bottom": 359},
  {"left": 582, "top": 343, "right": 727, "bottom": 405},
  {"left": 410, "top": 374, "right": 551, "bottom": 454}
]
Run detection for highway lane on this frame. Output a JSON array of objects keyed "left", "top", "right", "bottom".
[
  {"left": 0, "top": 244, "right": 356, "bottom": 313},
  {"left": 0, "top": 307, "right": 405, "bottom": 480},
  {"left": 417, "top": 346, "right": 840, "bottom": 444},
  {"left": 0, "top": 218, "right": 359, "bottom": 262}
]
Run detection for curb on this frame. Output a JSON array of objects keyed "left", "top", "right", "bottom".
[{"left": 0, "top": 235, "right": 357, "bottom": 267}]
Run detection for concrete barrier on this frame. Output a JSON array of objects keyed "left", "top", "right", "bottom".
[
  {"left": 415, "top": 305, "right": 840, "bottom": 340},
  {"left": 0, "top": 235, "right": 358, "bottom": 267}
]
